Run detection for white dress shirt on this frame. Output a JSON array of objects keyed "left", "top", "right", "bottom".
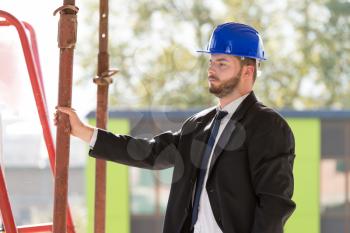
[
  {"left": 89, "top": 127, "right": 98, "bottom": 148},
  {"left": 89, "top": 93, "right": 250, "bottom": 233},
  {"left": 193, "top": 93, "right": 249, "bottom": 233}
]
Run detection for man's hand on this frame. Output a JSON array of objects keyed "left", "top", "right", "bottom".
[{"left": 54, "top": 107, "right": 94, "bottom": 144}]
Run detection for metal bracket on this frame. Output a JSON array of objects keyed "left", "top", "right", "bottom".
[
  {"left": 53, "top": 5, "right": 79, "bottom": 49},
  {"left": 93, "top": 68, "right": 119, "bottom": 86},
  {"left": 53, "top": 5, "right": 79, "bottom": 16}
]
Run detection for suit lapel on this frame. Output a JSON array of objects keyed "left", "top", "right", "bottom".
[
  {"left": 191, "top": 110, "right": 216, "bottom": 169},
  {"left": 208, "top": 91, "right": 258, "bottom": 176},
  {"left": 208, "top": 118, "right": 237, "bottom": 174}
]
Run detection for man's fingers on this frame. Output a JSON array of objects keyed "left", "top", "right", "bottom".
[{"left": 56, "top": 106, "right": 76, "bottom": 116}]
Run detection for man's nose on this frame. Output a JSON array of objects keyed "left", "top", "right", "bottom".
[{"left": 208, "top": 64, "right": 215, "bottom": 75}]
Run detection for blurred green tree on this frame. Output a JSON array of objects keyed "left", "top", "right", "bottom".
[{"left": 76, "top": 0, "right": 350, "bottom": 109}]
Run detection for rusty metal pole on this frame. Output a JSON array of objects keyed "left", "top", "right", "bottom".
[
  {"left": 52, "top": 1, "right": 78, "bottom": 233},
  {"left": 93, "top": 0, "right": 118, "bottom": 233}
]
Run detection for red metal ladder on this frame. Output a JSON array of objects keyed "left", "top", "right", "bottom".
[{"left": 0, "top": 10, "right": 76, "bottom": 233}]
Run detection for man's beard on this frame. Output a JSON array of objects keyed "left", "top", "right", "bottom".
[{"left": 209, "top": 69, "right": 242, "bottom": 98}]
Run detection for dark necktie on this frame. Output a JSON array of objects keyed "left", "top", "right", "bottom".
[{"left": 191, "top": 110, "right": 228, "bottom": 228}]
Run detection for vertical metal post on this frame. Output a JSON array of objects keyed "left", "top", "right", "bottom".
[
  {"left": 93, "top": 0, "right": 115, "bottom": 232},
  {"left": 53, "top": 1, "right": 78, "bottom": 233}
]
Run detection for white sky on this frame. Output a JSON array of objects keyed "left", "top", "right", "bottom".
[
  {"left": 1, "top": 0, "right": 96, "bottom": 122},
  {"left": 0, "top": 1, "right": 97, "bottom": 168}
]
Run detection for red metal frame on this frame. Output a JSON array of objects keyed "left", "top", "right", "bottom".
[
  {"left": 0, "top": 10, "right": 76, "bottom": 233},
  {"left": 0, "top": 166, "right": 17, "bottom": 233},
  {"left": 17, "top": 223, "right": 52, "bottom": 233}
]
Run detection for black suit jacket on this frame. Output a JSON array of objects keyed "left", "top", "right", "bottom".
[{"left": 89, "top": 91, "right": 296, "bottom": 233}]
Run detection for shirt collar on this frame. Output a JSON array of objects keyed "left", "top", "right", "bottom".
[{"left": 218, "top": 92, "right": 250, "bottom": 120}]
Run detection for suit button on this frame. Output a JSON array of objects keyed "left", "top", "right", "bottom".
[{"left": 209, "top": 189, "right": 214, "bottom": 193}]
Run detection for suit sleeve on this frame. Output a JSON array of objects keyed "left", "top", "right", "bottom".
[
  {"left": 89, "top": 128, "right": 181, "bottom": 170},
  {"left": 248, "top": 114, "right": 296, "bottom": 233}
]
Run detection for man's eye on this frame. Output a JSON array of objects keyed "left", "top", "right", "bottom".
[{"left": 219, "top": 63, "right": 226, "bottom": 67}]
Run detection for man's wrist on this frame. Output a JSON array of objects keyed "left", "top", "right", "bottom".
[{"left": 81, "top": 125, "right": 94, "bottom": 144}]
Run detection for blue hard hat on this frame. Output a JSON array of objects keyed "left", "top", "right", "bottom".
[{"left": 197, "top": 22, "right": 267, "bottom": 61}]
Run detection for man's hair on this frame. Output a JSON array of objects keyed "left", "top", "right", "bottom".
[{"left": 240, "top": 58, "right": 259, "bottom": 82}]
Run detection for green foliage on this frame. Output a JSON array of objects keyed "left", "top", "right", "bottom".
[{"left": 76, "top": 0, "right": 350, "bottom": 109}]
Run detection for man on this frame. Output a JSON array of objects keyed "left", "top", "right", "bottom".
[{"left": 56, "top": 22, "right": 296, "bottom": 233}]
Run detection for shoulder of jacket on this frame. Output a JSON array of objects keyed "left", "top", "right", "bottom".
[
  {"left": 180, "top": 106, "right": 216, "bottom": 129},
  {"left": 191, "top": 106, "right": 216, "bottom": 121},
  {"left": 250, "top": 102, "right": 290, "bottom": 129}
]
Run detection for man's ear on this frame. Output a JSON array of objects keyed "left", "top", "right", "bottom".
[{"left": 243, "top": 65, "right": 255, "bottom": 78}]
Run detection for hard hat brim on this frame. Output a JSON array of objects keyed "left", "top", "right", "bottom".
[{"left": 196, "top": 50, "right": 267, "bottom": 61}]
